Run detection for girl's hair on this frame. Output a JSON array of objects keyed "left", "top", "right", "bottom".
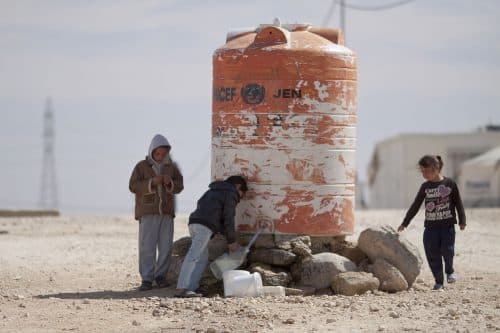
[{"left": 418, "top": 155, "right": 443, "bottom": 171}]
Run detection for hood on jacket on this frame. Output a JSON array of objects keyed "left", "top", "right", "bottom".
[
  {"left": 209, "top": 181, "right": 240, "bottom": 202},
  {"left": 148, "top": 134, "right": 171, "bottom": 159}
]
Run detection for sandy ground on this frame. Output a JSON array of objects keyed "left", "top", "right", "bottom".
[{"left": 0, "top": 209, "right": 499, "bottom": 333}]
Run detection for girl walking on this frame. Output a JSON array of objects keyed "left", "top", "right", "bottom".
[{"left": 398, "top": 155, "right": 466, "bottom": 290}]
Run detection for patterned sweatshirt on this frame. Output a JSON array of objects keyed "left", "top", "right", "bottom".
[{"left": 402, "top": 177, "right": 466, "bottom": 228}]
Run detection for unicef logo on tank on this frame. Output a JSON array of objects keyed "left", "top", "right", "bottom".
[{"left": 241, "top": 83, "right": 265, "bottom": 104}]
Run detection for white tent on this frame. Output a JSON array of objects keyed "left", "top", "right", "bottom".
[{"left": 459, "top": 146, "right": 500, "bottom": 207}]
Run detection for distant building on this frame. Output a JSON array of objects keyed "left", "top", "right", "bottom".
[
  {"left": 367, "top": 126, "right": 500, "bottom": 209},
  {"left": 459, "top": 146, "right": 500, "bottom": 207}
]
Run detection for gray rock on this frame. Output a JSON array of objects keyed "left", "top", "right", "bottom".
[
  {"left": 293, "top": 285, "right": 316, "bottom": 296},
  {"left": 249, "top": 263, "right": 291, "bottom": 287},
  {"left": 166, "top": 255, "right": 184, "bottom": 285},
  {"left": 358, "top": 225, "right": 422, "bottom": 286},
  {"left": 310, "top": 236, "right": 346, "bottom": 254},
  {"left": 275, "top": 234, "right": 301, "bottom": 250},
  {"left": 337, "top": 242, "right": 367, "bottom": 265},
  {"left": 298, "top": 252, "right": 357, "bottom": 289},
  {"left": 284, "top": 288, "right": 304, "bottom": 296},
  {"left": 239, "top": 233, "right": 275, "bottom": 249},
  {"left": 208, "top": 234, "right": 228, "bottom": 261},
  {"left": 291, "top": 238, "right": 313, "bottom": 260},
  {"left": 372, "top": 258, "right": 408, "bottom": 292},
  {"left": 254, "top": 234, "right": 276, "bottom": 249},
  {"left": 172, "top": 237, "right": 191, "bottom": 257},
  {"left": 172, "top": 235, "right": 228, "bottom": 261},
  {"left": 249, "top": 248, "right": 297, "bottom": 267},
  {"left": 331, "top": 271, "right": 380, "bottom": 296}
]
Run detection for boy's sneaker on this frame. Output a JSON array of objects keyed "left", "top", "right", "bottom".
[
  {"left": 174, "top": 289, "right": 202, "bottom": 298},
  {"left": 447, "top": 273, "right": 457, "bottom": 284},
  {"left": 138, "top": 281, "right": 153, "bottom": 291},
  {"left": 433, "top": 283, "right": 444, "bottom": 290},
  {"left": 155, "top": 277, "right": 169, "bottom": 289}
]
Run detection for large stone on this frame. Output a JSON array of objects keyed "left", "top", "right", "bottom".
[
  {"left": 298, "top": 252, "right": 357, "bottom": 289},
  {"left": 166, "top": 255, "right": 184, "bottom": 285},
  {"left": 249, "top": 249, "right": 297, "bottom": 267},
  {"left": 331, "top": 271, "right": 380, "bottom": 296},
  {"left": 249, "top": 263, "right": 292, "bottom": 287},
  {"left": 372, "top": 258, "right": 408, "bottom": 292},
  {"left": 172, "top": 237, "right": 191, "bottom": 257},
  {"left": 358, "top": 225, "right": 422, "bottom": 286},
  {"left": 172, "top": 235, "right": 229, "bottom": 261},
  {"left": 208, "top": 234, "right": 228, "bottom": 261},
  {"left": 275, "top": 234, "right": 310, "bottom": 250},
  {"left": 291, "top": 238, "right": 313, "bottom": 260},
  {"left": 166, "top": 255, "right": 217, "bottom": 288},
  {"left": 238, "top": 233, "right": 275, "bottom": 249},
  {"left": 337, "top": 242, "right": 367, "bottom": 265},
  {"left": 310, "top": 236, "right": 346, "bottom": 254},
  {"left": 254, "top": 234, "right": 276, "bottom": 249}
]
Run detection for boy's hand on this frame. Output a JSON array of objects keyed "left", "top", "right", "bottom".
[
  {"left": 152, "top": 175, "right": 164, "bottom": 186},
  {"left": 397, "top": 225, "right": 405, "bottom": 232},
  {"left": 163, "top": 175, "right": 174, "bottom": 190},
  {"left": 228, "top": 242, "right": 240, "bottom": 252},
  {"left": 459, "top": 224, "right": 466, "bottom": 230}
]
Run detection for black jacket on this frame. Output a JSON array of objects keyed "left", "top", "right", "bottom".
[{"left": 188, "top": 181, "right": 240, "bottom": 243}]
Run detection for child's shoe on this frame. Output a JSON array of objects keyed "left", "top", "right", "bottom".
[
  {"left": 447, "top": 273, "right": 457, "bottom": 283},
  {"left": 174, "top": 289, "right": 202, "bottom": 298},
  {"left": 155, "top": 277, "right": 169, "bottom": 289},
  {"left": 138, "top": 281, "right": 153, "bottom": 291},
  {"left": 433, "top": 283, "right": 444, "bottom": 290}
]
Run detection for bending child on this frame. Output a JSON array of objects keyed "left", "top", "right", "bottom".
[{"left": 175, "top": 176, "right": 248, "bottom": 298}]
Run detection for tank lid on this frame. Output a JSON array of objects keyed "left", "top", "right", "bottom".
[{"left": 226, "top": 18, "right": 312, "bottom": 42}]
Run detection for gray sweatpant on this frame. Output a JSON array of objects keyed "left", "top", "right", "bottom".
[{"left": 139, "top": 215, "right": 174, "bottom": 283}]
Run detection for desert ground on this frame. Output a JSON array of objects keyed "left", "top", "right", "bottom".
[{"left": 0, "top": 209, "right": 499, "bottom": 333}]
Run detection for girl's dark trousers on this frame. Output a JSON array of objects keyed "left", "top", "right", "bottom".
[{"left": 423, "top": 225, "right": 456, "bottom": 284}]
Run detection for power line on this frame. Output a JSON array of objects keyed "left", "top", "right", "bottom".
[
  {"left": 322, "top": 0, "right": 417, "bottom": 40},
  {"left": 321, "top": 0, "right": 337, "bottom": 27},
  {"left": 342, "top": 0, "right": 416, "bottom": 11},
  {"left": 185, "top": 149, "right": 211, "bottom": 182}
]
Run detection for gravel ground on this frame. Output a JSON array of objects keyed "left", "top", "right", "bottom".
[{"left": 0, "top": 209, "right": 499, "bottom": 332}]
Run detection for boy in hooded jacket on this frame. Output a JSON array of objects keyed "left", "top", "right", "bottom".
[
  {"left": 129, "top": 134, "right": 184, "bottom": 291},
  {"left": 175, "top": 175, "right": 248, "bottom": 298}
]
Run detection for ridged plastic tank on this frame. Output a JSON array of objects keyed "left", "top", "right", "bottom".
[{"left": 211, "top": 20, "right": 357, "bottom": 236}]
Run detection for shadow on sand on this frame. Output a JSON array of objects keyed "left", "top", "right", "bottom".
[{"left": 36, "top": 287, "right": 176, "bottom": 300}]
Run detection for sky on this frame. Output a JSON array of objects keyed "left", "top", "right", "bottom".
[{"left": 1, "top": 0, "right": 499, "bottom": 215}]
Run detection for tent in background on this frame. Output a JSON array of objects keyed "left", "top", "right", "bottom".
[{"left": 459, "top": 146, "right": 500, "bottom": 207}]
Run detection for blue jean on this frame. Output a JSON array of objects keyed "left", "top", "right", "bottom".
[
  {"left": 176, "top": 223, "right": 213, "bottom": 291},
  {"left": 423, "top": 225, "right": 455, "bottom": 285}
]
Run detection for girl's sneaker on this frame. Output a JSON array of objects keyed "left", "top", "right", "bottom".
[
  {"left": 447, "top": 273, "right": 457, "bottom": 283},
  {"left": 433, "top": 283, "right": 444, "bottom": 290}
]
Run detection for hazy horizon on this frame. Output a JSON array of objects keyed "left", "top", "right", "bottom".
[{"left": 1, "top": 0, "right": 499, "bottom": 215}]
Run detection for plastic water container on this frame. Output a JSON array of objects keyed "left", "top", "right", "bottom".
[
  {"left": 210, "top": 249, "right": 247, "bottom": 280},
  {"left": 223, "top": 270, "right": 263, "bottom": 297},
  {"left": 261, "top": 285, "right": 286, "bottom": 296}
]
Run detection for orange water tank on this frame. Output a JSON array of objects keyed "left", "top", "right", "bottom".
[{"left": 212, "top": 21, "right": 357, "bottom": 236}]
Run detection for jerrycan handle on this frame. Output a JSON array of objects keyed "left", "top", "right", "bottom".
[{"left": 253, "top": 26, "right": 290, "bottom": 46}]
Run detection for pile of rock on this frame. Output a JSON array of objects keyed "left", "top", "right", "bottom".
[{"left": 167, "top": 225, "right": 423, "bottom": 296}]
